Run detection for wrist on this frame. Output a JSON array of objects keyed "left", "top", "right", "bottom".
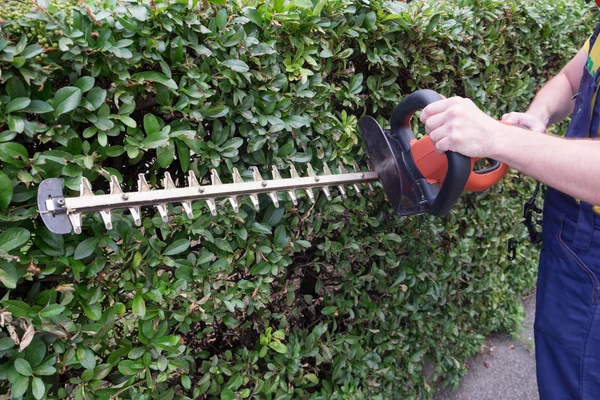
[{"left": 525, "top": 107, "right": 551, "bottom": 129}]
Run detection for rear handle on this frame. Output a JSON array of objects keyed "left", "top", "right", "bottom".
[{"left": 390, "top": 89, "right": 471, "bottom": 216}]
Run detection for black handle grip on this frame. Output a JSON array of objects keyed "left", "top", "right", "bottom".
[{"left": 389, "top": 89, "right": 471, "bottom": 216}]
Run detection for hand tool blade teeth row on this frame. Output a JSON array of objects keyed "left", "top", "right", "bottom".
[{"left": 68, "top": 163, "right": 377, "bottom": 232}]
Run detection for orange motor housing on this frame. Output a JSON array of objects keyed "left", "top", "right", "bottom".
[{"left": 409, "top": 136, "right": 508, "bottom": 192}]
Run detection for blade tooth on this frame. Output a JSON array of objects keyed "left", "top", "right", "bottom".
[
  {"left": 164, "top": 172, "right": 176, "bottom": 189},
  {"left": 157, "top": 204, "right": 169, "bottom": 222},
  {"left": 182, "top": 202, "right": 194, "bottom": 219},
  {"left": 326, "top": 162, "right": 346, "bottom": 199},
  {"left": 349, "top": 161, "right": 362, "bottom": 197},
  {"left": 138, "top": 174, "right": 150, "bottom": 191},
  {"left": 283, "top": 165, "right": 299, "bottom": 205},
  {"left": 366, "top": 161, "right": 375, "bottom": 192},
  {"left": 68, "top": 213, "right": 83, "bottom": 234},
  {"left": 211, "top": 169, "right": 222, "bottom": 185},
  {"left": 110, "top": 175, "right": 123, "bottom": 194},
  {"left": 289, "top": 164, "right": 300, "bottom": 178},
  {"left": 248, "top": 167, "right": 262, "bottom": 211},
  {"left": 157, "top": 173, "right": 173, "bottom": 223},
  {"left": 211, "top": 169, "right": 238, "bottom": 213},
  {"left": 228, "top": 168, "right": 241, "bottom": 213},
  {"left": 303, "top": 164, "right": 316, "bottom": 204},
  {"left": 184, "top": 171, "right": 199, "bottom": 218},
  {"left": 131, "top": 174, "right": 149, "bottom": 226},
  {"left": 322, "top": 164, "right": 331, "bottom": 201},
  {"left": 130, "top": 208, "right": 142, "bottom": 227},
  {"left": 100, "top": 209, "right": 113, "bottom": 230},
  {"left": 269, "top": 165, "right": 281, "bottom": 208},
  {"left": 210, "top": 170, "right": 223, "bottom": 215},
  {"left": 206, "top": 199, "right": 217, "bottom": 216},
  {"left": 188, "top": 170, "right": 200, "bottom": 186},
  {"left": 309, "top": 163, "right": 331, "bottom": 200},
  {"left": 80, "top": 177, "right": 94, "bottom": 197}
]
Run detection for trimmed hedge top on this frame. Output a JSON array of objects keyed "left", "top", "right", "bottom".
[{"left": 0, "top": 0, "right": 596, "bottom": 399}]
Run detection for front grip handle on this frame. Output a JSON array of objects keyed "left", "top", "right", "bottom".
[{"left": 391, "top": 89, "right": 471, "bottom": 216}]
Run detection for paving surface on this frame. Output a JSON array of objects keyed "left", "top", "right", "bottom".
[{"left": 435, "top": 294, "right": 538, "bottom": 400}]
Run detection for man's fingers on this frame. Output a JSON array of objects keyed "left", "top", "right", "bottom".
[
  {"left": 423, "top": 112, "right": 447, "bottom": 135},
  {"left": 433, "top": 136, "right": 452, "bottom": 154},
  {"left": 420, "top": 98, "right": 451, "bottom": 122}
]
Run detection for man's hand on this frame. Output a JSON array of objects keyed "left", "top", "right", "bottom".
[
  {"left": 501, "top": 112, "right": 547, "bottom": 133},
  {"left": 420, "top": 97, "right": 503, "bottom": 158}
]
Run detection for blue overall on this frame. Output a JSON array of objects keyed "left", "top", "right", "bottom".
[{"left": 535, "top": 23, "right": 600, "bottom": 400}]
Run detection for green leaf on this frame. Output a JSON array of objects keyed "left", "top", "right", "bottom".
[
  {"left": 248, "top": 137, "right": 266, "bottom": 153},
  {"left": 157, "top": 142, "right": 175, "bottom": 168},
  {"left": 221, "top": 388, "right": 235, "bottom": 400},
  {"left": 143, "top": 132, "right": 168, "bottom": 149},
  {"left": 40, "top": 304, "right": 65, "bottom": 318},
  {"left": 14, "top": 358, "right": 33, "bottom": 376},
  {"left": 321, "top": 306, "right": 338, "bottom": 316},
  {"left": 243, "top": 8, "right": 263, "bottom": 26},
  {"left": 249, "top": 222, "right": 272, "bottom": 235},
  {"left": 23, "top": 340, "right": 46, "bottom": 367},
  {"left": 133, "top": 293, "right": 146, "bottom": 318},
  {"left": 6, "top": 97, "right": 31, "bottom": 113},
  {"left": 74, "top": 238, "right": 99, "bottom": 260},
  {"left": 22, "top": 45, "right": 44, "bottom": 59},
  {"left": 77, "top": 348, "right": 96, "bottom": 370},
  {"left": 163, "top": 239, "right": 190, "bottom": 256},
  {"left": 22, "top": 100, "right": 54, "bottom": 114},
  {"left": 132, "top": 72, "right": 177, "bottom": 90},
  {"left": 216, "top": 8, "right": 228, "bottom": 31},
  {"left": 33, "top": 365, "right": 57, "bottom": 376},
  {"left": 0, "top": 337, "right": 16, "bottom": 351},
  {"left": 181, "top": 374, "right": 192, "bottom": 390},
  {"left": 202, "top": 105, "right": 229, "bottom": 118},
  {"left": 0, "top": 228, "right": 30, "bottom": 252},
  {"left": 0, "top": 263, "right": 18, "bottom": 289},
  {"left": 222, "top": 59, "right": 250, "bottom": 73},
  {"left": 128, "top": 5, "right": 149, "bottom": 21},
  {"left": 53, "top": 86, "right": 82, "bottom": 116},
  {"left": 81, "top": 301, "right": 102, "bottom": 321},
  {"left": 31, "top": 376, "right": 45, "bottom": 399},
  {"left": 196, "top": 251, "right": 215, "bottom": 265},
  {"left": 143, "top": 113, "right": 160, "bottom": 135},
  {"left": 86, "top": 87, "right": 107, "bottom": 110},
  {"left": 11, "top": 375, "right": 29, "bottom": 398},
  {"left": 0, "top": 142, "right": 28, "bottom": 166},
  {"left": 268, "top": 341, "right": 288, "bottom": 354},
  {"left": 74, "top": 76, "right": 95, "bottom": 92}
]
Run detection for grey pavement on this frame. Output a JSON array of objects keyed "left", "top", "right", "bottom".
[{"left": 435, "top": 294, "right": 538, "bottom": 400}]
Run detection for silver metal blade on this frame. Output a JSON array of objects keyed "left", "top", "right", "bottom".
[{"left": 36, "top": 164, "right": 379, "bottom": 234}]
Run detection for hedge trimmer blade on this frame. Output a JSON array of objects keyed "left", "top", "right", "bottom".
[{"left": 37, "top": 163, "right": 378, "bottom": 235}]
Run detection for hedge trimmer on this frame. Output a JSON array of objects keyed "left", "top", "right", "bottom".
[{"left": 37, "top": 90, "right": 508, "bottom": 235}]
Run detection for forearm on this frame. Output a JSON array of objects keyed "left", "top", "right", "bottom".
[
  {"left": 524, "top": 48, "right": 586, "bottom": 126},
  {"left": 492, "top": 125, "right": 600, "bottom": 204},
  {"left": 526, "top": 73, "right": 578, "bottom": 126}
]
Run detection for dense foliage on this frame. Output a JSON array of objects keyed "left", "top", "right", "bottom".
[{"left": 0, "top": 0, "right": 596, "bottom": 398}]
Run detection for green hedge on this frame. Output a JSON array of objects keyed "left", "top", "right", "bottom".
[{"left": 0, "top": 0, "right": 595, "bottom": 398}]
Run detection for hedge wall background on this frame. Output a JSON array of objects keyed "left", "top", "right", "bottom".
[{"left": 0, "top": 0, "right": 596, "bottom": 398}]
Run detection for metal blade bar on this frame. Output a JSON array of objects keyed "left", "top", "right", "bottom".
[{"left": 62, "top": 171, "right": 378, "bottom": 215}]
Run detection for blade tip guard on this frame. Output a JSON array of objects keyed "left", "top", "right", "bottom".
[{"left": 37, "top": 178, "right": 73, "bottom": 235}]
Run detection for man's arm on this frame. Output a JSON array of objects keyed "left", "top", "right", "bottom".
[
  {"left": 420, "top": 47, "right": 600, "bottom": 204},
  {"left": 502, "top": 47, "right": 587, "bottom": 131},
  {"left": 492, "top": 126, "right": 600, "bottom": 205}
]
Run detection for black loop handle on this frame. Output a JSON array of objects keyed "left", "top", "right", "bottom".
[{"left": 389, "top": 89, "right": 471, "bottom": 216}]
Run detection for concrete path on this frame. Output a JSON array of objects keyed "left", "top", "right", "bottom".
[{"left": 435, "top": 294, "right": 538, "bottom": 400}]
